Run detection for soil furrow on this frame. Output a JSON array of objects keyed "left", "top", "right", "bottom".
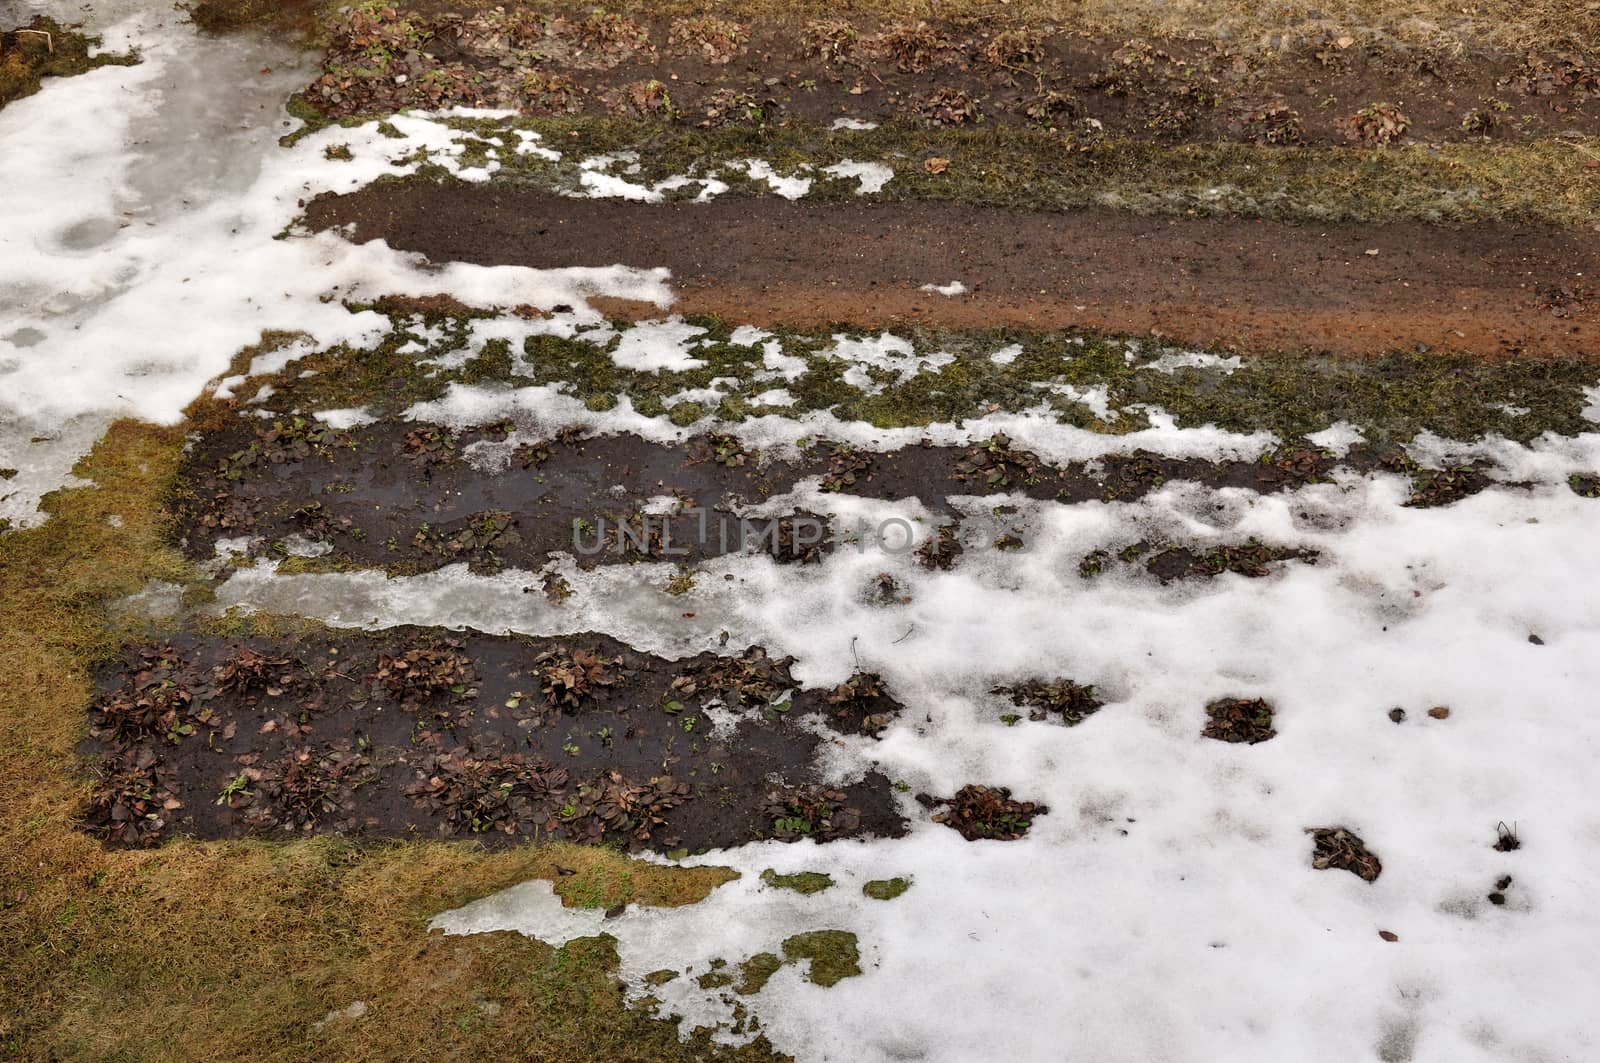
[
  {"left": 305, "top": 187, "right": 1600, "bottom": 358},
  {"left": 82, "top": 630, "right": 909, "bottom": 851},
  {"left": 178, "top": 417, "right": 1520, "bottom": 574}
]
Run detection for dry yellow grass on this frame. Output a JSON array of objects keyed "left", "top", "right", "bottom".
[
  {"left": 531, "top": 0, "right": 1597, "bottom": 52},
  {"left": 0, "top": 421, "right": 773, "bottom": 1062},
  {"left": 197, "top": 0, "right": 1598, "bottom": 55}
]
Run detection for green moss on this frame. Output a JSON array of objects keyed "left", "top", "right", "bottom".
[
  {"left": 643, "top": 968, "right": 679, "bottom": 986},
  {"left": 279, "top": 93, "right": 362, "bottom": 146},
  {"left": 200, "top": 311, "right": 1600, "bottom": 484},
  {"left": 759, "top": 869, "right": 835, "bottom": 895},
  {"left": 420, "top": 313, "right": 1600, "bottom": 443},
  {"left": 733, "top": 952, "right": 783, "bottom": 995},
  {"left": 862, "top": 877, "right": 911, "bottom": 901},
  {"left": 1, "top": 18, "right": 139, "bottom": 110},
  {"left": 668, "top": 402, "right": 707, "bottom": 427},
  {"left": 780, "top": 930, "right": 861, "bottom": 988},
  {"left": 372, "top": 114, "right": 1600, "bottom": 228},
  {"left": 696, "top": 967, "right": 735, "bottom": 989}
]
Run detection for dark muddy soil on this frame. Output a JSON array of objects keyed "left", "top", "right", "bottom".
[
  {"left": 80, "top": 631, "right": 907, "bottom": 851},
  {"left": 305, "top": 185, "right": 1600, "bottom": 359},
  {"left": 1079, "top": 537, "right": 1320, "bottom": 583},
  {"left": 176, "top": 416, "right": 1495, "bottom": 574},
  {"left": 296, "top": 5, "right": 1600, "bottom": 146}
]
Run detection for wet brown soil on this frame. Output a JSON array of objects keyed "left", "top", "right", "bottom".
[
  {"left": 81, "top": 631, "right": 907, "bottom": 851},
  {"left": 177, "top": 416, "right": 1487, "bottom": 574},
  {"left": 297, "top": 6, "right": 1600, "bottom": 146},
  {"left": 305, "top": 186, "right": 1600, "bottom": 359}
]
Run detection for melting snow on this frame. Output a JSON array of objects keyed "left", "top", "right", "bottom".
[
  {"left": 226, "top": 469, "right": 1600, "bottom": 1063},
  {"left": 822, "top": 159, "right": 894, "bottom": 195},
  {"left": 0, "top": 19, "right": 670, "bottom": 526},
  {"left": 1141, "top": 349, "right": 1243, "bottom": 374},
  {"left": 735, "top": 159, "right": 813, "bottom": 199}
]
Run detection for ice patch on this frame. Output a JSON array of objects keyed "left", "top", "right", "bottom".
[
  {"left": 0, "top": 23, "right": 671, "bottom": 526},
  {"left": 919, "top": 281, "right": 967, "bottom": 297},
  {"left": 1141, "top": 350, "right": 1243, "bottom": 375}
]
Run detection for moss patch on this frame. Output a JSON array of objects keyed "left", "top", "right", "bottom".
[
  {"left": 780, "top": 930, "right": 862, "bottom": 987},
  {"left": 734, "top": 952, "right": 784, "bottom": 995},
  {"left": 336, "top": 114, "right": 1600, "bottom": 229},
  {"left": 759, "top": 869, "right": 835, "bottom": 895},
  {"left": 1, "top": 17, "right": 139, "bottom": 110},
  {"left": 862, "top": 876, "right": 911, "bottom": 901},
  {"left": 555, "top": 855, "right": 739, "bottom": 910},
  {"left": 228, "top": 308, "right": 1600, "bottom": 446}
]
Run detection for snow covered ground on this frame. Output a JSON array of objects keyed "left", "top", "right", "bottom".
[
  {"left": 6, "top": 6, "right": 1600, "bottom": 1061},
  {"left": 233, "top": 445, "right": 1600, "bottom": 1062}
]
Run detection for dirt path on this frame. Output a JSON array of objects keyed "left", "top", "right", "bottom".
[{"left": 306, "top": 185, "right": 1600, "bottom": 358}]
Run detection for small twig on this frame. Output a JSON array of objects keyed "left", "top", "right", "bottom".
[
  {"left": 995, "top": 58, "right": 1047, "bottom": 94},
  {"left": 1555, "top": 131, "right": 1599, "bottom": 163},
  {"left": 16, "top": 28, "right": 54, "bottom": 53}
]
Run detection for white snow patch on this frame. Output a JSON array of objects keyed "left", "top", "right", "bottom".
[
  {"left": 314, "top": 407, "right": 377, "bottom": 430},
  {"left": 821, "top": 160, "right": 893, "bottom": 195},
  {"left": 1307, "top": 421, "right": 1367, "bottom": 456},
  {"left": 735, "top": 159, "right": 813, "bottom": 199},
  {"left": 918, "top": 281, "right": 967, "bottom": 297},
  {"left": 406, "top": 383, "right": 1277, "bottom": 467},
  {"left": 609, "top": 318, "right": 709, "bottom": 373},
  {"left": 1038, "top": 381, "right": 1119, "bottom": 422},
  {"left": 828, "top": 333, "right": 955, "bottom": 394},
  {"left": 1140, "top": 349, "right": 1243, "bottom": 375},
  {"left": 239, "top": 474, "right": 1600, "bottom": 1063}
]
